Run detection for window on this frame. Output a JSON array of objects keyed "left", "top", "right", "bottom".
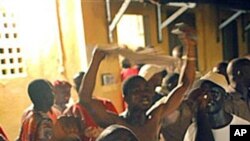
[
  {"left": 117, "top": 14, "right": 146, "bottom": 51},
  {"left": 0, "top": 3, "right": 25, "bottom": 79}
]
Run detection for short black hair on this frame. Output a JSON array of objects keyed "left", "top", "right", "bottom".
[
  {"left": 122, "top": 75, "right": 146, "bottom": 97},
  {"left": 228, "top": 58, "right": 250, "bottom": 75},
  {"left": 161, "top": 70, "right": 168, "bottom": 78},
  {"left": 28, "top": 79, "right": 52, "bottom": 104},
  {"left": 163, "top": 73, "right": 179, "bottom": 91},
  {"left": 121, "top": 58, "right": 131, "bottom": 68},
  {"left": 96, "top": 124, "right": 138, "bottom": 141}
]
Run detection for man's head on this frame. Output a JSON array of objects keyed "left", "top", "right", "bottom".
[
  {"left": 212, "top": 61, "right": 229, "bottom": 84},
  {"left": 53, "top": 80, "right": 72, "bottom": 105},
  {"left": 227, "top": 58, "right": 250, "bottom": 89},
  {"left": 139, "top": 64, "right": 167, "bottom": 89},
  {"left": 122, "top": 75, "right": 154, "bottom": 110},
  {"left": 96, "top": 124, "right": 138, "bottom": 141},
  {"left": 189, "top": 72, "right": 228, "bottom": 114},
  {"left": 161, "top": 73, "right": 179, "bottom": 93},
  {"left": 121, "top": 58, "right": 132, "bottom": 69},
  {"left": 28, "top": 79, "right": 54, "bottom": 112},
  {"left": 73, "top": 71, "right": 85, "bottom": 93}
]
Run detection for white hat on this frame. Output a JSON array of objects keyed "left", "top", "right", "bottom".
[
  {"left": 139, "top": 64, "right": 165, "bottom": 81},
  {"left": 200, "top": 71, "right": 228, "bottom": 92}
]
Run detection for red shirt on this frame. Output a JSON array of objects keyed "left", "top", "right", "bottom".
[
  {"left": 64, "top": 98, "right": 118, "bottom": 141},
  {"left": 121, "top": 67, "right": 139, "bottom": 81},
  {"left": 21, "top": 105, "right": 60, "bottom": 125},
  {"left": 17, "top": 111, "right": 53, "bottom": 141}
]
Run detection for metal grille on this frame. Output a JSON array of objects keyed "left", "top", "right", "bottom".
[{"left": 0, "top": 4, "right": 25, "bottom": 79}]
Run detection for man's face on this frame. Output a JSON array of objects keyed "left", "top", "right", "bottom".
[
  {"left": 227, "top": 64, "right": 250, "bottom": 88},
  {"left": 126, "top": 80, "right": 154, "bottom": 110},
  {"left": 54, "top": 87, "right": 71, "bottom": 104},
  {"left": 198, "top": 82, "right": 225, "bottom": 114}
]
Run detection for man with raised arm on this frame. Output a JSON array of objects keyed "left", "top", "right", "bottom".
[{"left": 80, "top": 25, "right": 196, "bottom": 141}]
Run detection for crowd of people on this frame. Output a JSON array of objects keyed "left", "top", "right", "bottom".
[{"left": 1, "top": 24, "right": 250, "bottom": 141}]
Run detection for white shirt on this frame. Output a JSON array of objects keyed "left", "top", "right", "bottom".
[{"left": 184, "top": 114, "right": 250, "bottom": 141}]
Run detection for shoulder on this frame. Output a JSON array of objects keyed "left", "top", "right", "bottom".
[
  {"left": 23, "top": 111, "right": 52, "bottom": 130},
  {"left": 231, "top": 114, "right": 250, "bottom": 125},
  {"left": 225, "top": 92, "right": 246, "bottom": 105}
]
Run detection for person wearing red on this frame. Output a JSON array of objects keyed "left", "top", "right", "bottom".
[
  {"left": 20, "top": 80, "right": 70, "bottom": 126},
  {"left": 17, "top": 79, "right": 54, "bottom": 141},
  {"left": 120, "top": 58, "right": 139, "bottom": 81},
  {"left": 64, "top": 71, "right": 118, "bottom": 141},
  {"left": 53, "top": 80, "right": 72, "bottom": 114}
]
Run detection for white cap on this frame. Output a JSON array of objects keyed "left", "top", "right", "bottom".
[
  {"left": 200, "top": 71, "right": 228, "bottom": 92},
  {"left": 139, "top": 64, "right": 165, "bottom": 81}
]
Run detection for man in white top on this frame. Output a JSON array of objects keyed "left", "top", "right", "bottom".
[{"left": 184, "top": 72, "right": 250, "bottom": 141}]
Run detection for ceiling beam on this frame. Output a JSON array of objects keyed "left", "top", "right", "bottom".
[
  {"left": 157, "top": 2, "right": 196, "bottom": 42},
  {"left": 219, "top": 10, "right": 245, "bottom": 30},
  {"left": 106, "top": 0, "right": 132, "bottom": 42}
]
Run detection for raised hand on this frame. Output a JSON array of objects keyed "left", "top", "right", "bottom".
[
  {"left": 187, "top": 88, "right": 210, "bottom": 113},
  {"left": 171, "top": 23, "right": 197, "bottom": 47},
  {"left": 92, "top": 47, "right": 107, "bottom": 62}
]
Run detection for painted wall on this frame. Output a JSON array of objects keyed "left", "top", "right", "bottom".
[
  {"left": 80, "top": 0, "right": 171, "bottom": 113},
  {"left": 1, "top": 1, "right": 250, "bottom": 140},
  {"left": 195, "top": 4, "right": 249, "bottom": 74},
  {"left": 195, "top": 4, "right": 223, "bottom": 73},
  {"left": 0, "top": 0, "right": 83, "bottom": 140}
]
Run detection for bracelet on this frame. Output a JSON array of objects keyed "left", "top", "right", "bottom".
[{"left": 181, "top": 55, "right": 196, "bottom": 61}]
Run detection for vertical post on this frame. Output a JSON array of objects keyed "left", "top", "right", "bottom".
[
  {"left": 105, "top": 0, "right": 113, "bottom": 42},
  {"left": 156, "top": 4, "right": 162, "bottom": 42},
  {"left": 55, "top": 0, "right": 66, "bottom": 77}
]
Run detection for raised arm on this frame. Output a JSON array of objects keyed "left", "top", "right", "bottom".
[
  {"left": 79, "top": 47, "right": 118, "bottom": 127},
  {"left": 147, "top": 26, "right": 196, "bottom": 117}
]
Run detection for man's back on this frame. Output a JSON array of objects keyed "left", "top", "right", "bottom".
[{"left": 18, "top": 111, "right": 53, "bottom": 141}]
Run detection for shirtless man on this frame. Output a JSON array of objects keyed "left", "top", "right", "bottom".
[{"left": 80, "top": 28, "right": 196, "bottom": 141}]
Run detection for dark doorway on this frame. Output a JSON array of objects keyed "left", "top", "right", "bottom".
[{"left": 222, "top": 20, "right": 239, "bottom": 61}]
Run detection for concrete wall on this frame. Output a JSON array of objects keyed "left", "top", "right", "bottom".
[
  {"left": 0, "top": 0, "right": 83, "bottom": 140},
  {"left": 1, "top": 1, "right": 250, "bottom": 140}
]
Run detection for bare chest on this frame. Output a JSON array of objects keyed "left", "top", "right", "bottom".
[{"left": 120, "top": 117, "right": 161, "bottom": 141}]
